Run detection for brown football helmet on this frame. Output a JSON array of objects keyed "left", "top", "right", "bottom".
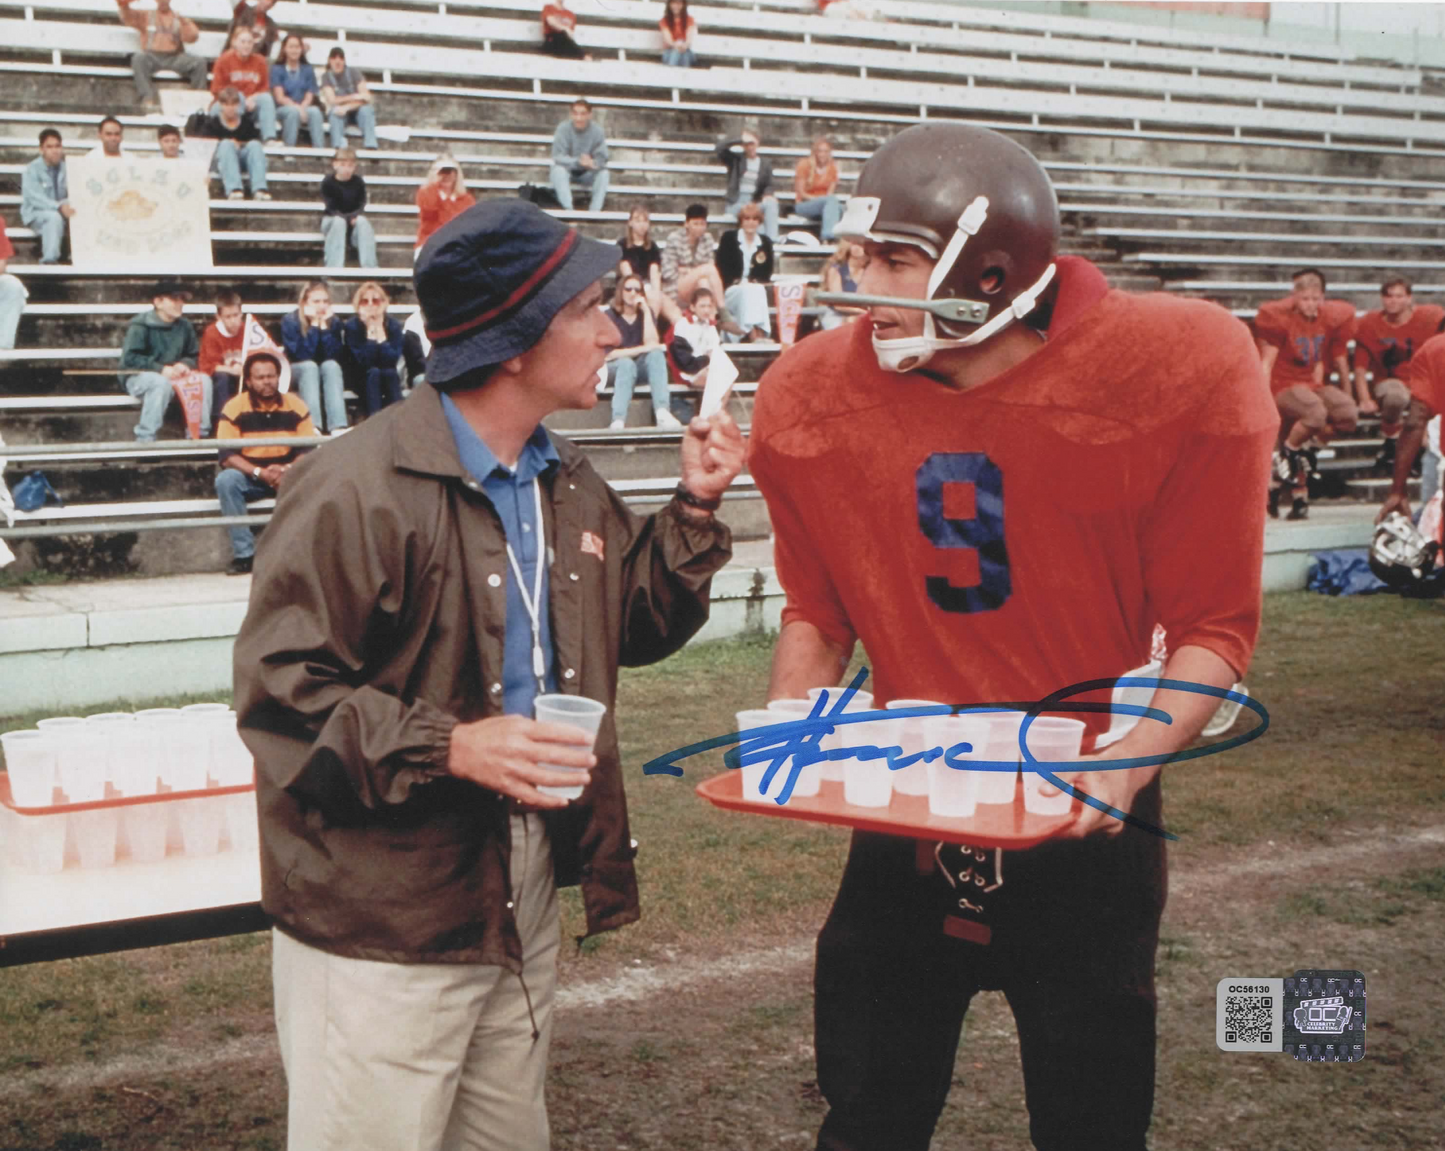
[{"left": 825, "top": 122, "right": 1061, "bottom": 371}]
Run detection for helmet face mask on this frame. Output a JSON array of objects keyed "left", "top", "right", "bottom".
[{"left": 826, "top": 124, "right": 1062, "bottom": 373}]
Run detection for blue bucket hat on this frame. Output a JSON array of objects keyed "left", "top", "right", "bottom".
[{"left": 414, "top": 199, "right": 619, "bottom": 386}]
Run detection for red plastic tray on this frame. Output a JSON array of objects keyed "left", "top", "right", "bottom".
[
  {"left": 696, "top": 770, "right": 1077, "bottom": 849},
  {"left": 0, "top": 772, "right": 254, "bottom": 816}
]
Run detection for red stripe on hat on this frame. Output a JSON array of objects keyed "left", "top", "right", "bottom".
[{"left": 427, "top": 229, "right": 581, "bottom": 342}]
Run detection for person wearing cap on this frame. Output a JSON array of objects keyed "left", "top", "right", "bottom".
[
  {"left": 214, "top": 348, "right": 316, "bottom": 575},
  {"left": 415, "top": 153, "right": 475, "bottom": 253},
  {"left": 119, "top": 279, "right": 211, "bottom": 441},
  {"left": 233, "top": 198, "right": 745, "bottom": 1151},
  {"left": 319, "top": 47, "right": 379, "bottom": 151}
]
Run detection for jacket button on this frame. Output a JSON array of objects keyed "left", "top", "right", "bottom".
[
  {"left": 569, "top": 572, "right": 579, "bottom": 581},
  {"left": 506, "top": 900, "right": 515, "bottom": 910},
  {"left": 487, "top": 573, "right": 501, "bottom": 588},
  {"left": 569, "top": 483, "right": 576, "bottom": 490},
  {"left": 563, "top": 668, "right": 575, "bottom": 680},
  {"left": 490, "top": 682, "right": 502, "bottom": 695}
]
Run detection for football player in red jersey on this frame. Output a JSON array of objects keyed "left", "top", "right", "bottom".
[
  {"left": 1253, "top": 269, "right": 1356, "bottom": 520},
  {"left": 749, "top": 123, "right": 1277, "bottom": 1151},
  {"left": 1379, "top": 329, "right": 1445, "bottom": 525},
  {"left": 1349, "top": 276, "right": 1445, "bottom": 473}
]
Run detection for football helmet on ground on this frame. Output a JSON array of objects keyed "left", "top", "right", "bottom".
[{"left": 1369, "top": 511, "right": 1441, "bottom": 589}]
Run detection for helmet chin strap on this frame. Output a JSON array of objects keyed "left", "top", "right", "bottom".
[{"left": 870, "top": 262, "right": 1058, "bottom": 373}]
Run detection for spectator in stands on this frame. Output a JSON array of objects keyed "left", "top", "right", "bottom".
[
  {"left": 659, "top": 0, "right": 697, "bottom": 67},
  {"left": 84, "top": 116, "right": 127, "bottom": 160},
  {"left": 402, "top": 309, "right": 429, "bottom": 390},
  {"left": 541, "top": 0, "right": 591, "bottom": 60},
  {"left": 283, "top": 280, "right": 349, "bottom": 435},
  {"left": 0, "top": 226, "right": 27, "bottom": 350},
  {"left": 793, "top": 135, "right": 842, "bottom": 242},
  {"left": 717, "top": 128, "right": 779, "bottom": 242},
  {"left": 206, "top": 87, "right": 271, "bottom": 201},
  {"left": 343, "top": 281, "right": 405, "bottom": 414},
  {"left": 322, "top": 147, "right": 377, "bottom": 268},
  {"left": 415, "top": 154, "right": 475, "bottom": 254},
  {"left": 661, "top": 202, "right": 725, "bottom": 311},
  {"left": 320, "top": 48, "right": 379, "bottom": 152},
  {"left": 212, "top": 27, "right": 278, "bottom": 142},
  {"left": 1349, "top": 275, "right": 1444, "bottom": 473},
  {"left": 117, "top": 0, "right": 207, "bottom": 108},
  {"left": 617, "top": 204, "right": 682, "bottom": 326},
  {"left": 604, "top": 273, "right": 678, "bottom": 431},
  {"left": 120, "top": 279, "right": 211, "bottom": 442},
  {"left": 21, "top": 129, "right": 72, "bottom": 265},
  {"left": 200, "top": 287, "right": 247, "bottom": 415},
  {"left": 157, "top": 123, "right": 183, "bottom": 158},
  {"left": 272, "top": 34, "right": 326, "bottom": 150},
  {"left": 215, "top": 349, "right": 316, "bottom": 575},
  {"left": 819, "top": 238, "right": 865, "bottom": 330},
  {"left": 229, "top": 0, "right": 279, "bottom": 60},
  {"left": 668, "top": 285, "right": 720, "bottom": 393},
  {"left": 550, "top": 99, "right": 610, "bottom": 213},
  {"left": 716, "top": 201, "right": 774, "bottom": 342},
  {"left": 1255, "top": 267, "right": 1356, "bottom": 521}
]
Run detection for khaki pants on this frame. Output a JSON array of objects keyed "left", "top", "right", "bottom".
[
  {"left": 1275, "top": 383, "right": 1357, "bottom": 442},
  {"left": 272, "top": 813, "right": 559, "bottom": 1151}
]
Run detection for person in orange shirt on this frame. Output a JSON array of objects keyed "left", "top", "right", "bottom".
[
  {"left": 1349, "top": 275, "right": 1445, "bottom": 472},
  {"left": 793, "top": 135, "right": 842, "bottom": 242},
  {"left": 414, "top": 154, "right": 476, "bottom": 255},
  {"left": 658, "top": 0, "right": 697, "bottom": 66},
  {"left": 540, "top": 0, "right": 590, "bottom": 59},
  {"left": 210, "top": 27, "right": 278, "bottom": 140},
  {"left": 1254, "top": 268, "right": 1356, "bottom": 520}
]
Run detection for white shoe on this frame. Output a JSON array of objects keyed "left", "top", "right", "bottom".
[
  {"left": 328, "top": 427, "right": 350, "bottom": 437},
  {"left": 654, "top": 409, "right": 682, "bottom": 429},
  {"left": 608, "top": 419, "right": 625, "bottom": 431}
]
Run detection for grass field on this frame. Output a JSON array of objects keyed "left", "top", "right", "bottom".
[{"left": 2, "top": 591, "right": 1443, "bottom": 1150}]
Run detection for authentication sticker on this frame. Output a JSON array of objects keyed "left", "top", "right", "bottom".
[{"left": 1217, "top": 970, "right": 1366, "bottom": 1061}]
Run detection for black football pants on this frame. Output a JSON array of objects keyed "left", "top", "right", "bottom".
[{"left": 813, "top": 814, "right": 1166, "bottom": 1151}]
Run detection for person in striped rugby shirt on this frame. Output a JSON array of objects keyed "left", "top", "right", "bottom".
[{"left": 214, "top": 349, "right": 315, "bottom": 574}]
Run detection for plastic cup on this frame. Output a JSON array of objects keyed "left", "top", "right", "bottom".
[
  {"left": 756, "top": 701, "right": 822, "bottom": 797},
  {"left": 175, "top": 795, "right": 224, "bottom": 856},
  {"left": 922, "top": 715, "right": 991, "bottom": 819},
  {"left": 223, "top": 791, "right": 259, "bottom": 853},
  {"left": 135, "top": 708, "right": 196, "bottom": 792},
  {"left": 209, "top": 711, "right": 254, "bottom": 787},
  {"left": 122, "top": 805, "right": 170, "bottom": 863},
  {"left": 1021, "top": 717, "right": 1086, "bottom": 816},
  {"left": 4, "top": 808, "right": 67, "bottom": 873},
  {"left": 533, "top": 694, "right": 606, "bottom": 800},
  {"left": 884, "top": 700, "right": 947, "bottom": 796},
  {"left": 39, "top": 717, "right": 105, "bottom": 803},
  {"left": 105, "top": 715, "right": 158, "bottom": 797},
  {"left": 71, "top": 809, "right": 120, "bottom": 869},
  {"left": 84, "top": 712, "right": 135, "bottom": 791},
  {"left": 974, "top": 710, "right": 1026, "bottom": 805},
  {"left": 735, "top": 709, "right": 786, "bottom": 803},
  {"left": 1, "top": 729, "right": 60, "bottom": 807},
  {"left": 807, "top": 686, "right": 875, "bottom": 781}
]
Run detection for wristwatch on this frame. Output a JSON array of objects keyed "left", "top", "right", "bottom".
[{"left": 673, "top": 482, "right": 721, "bottom": 513}]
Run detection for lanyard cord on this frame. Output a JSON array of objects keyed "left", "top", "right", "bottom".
[{"left": 504, "top": 479, "right": 548, "bottom": 693}]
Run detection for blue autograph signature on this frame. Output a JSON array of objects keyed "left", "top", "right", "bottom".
[{"left": 643, "top": 668, "right": 1269, "bottom": 840}]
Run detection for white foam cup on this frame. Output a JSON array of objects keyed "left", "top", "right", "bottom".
[
  {"left": 807, "top": 686, "right": 875, "bottom": 781},
  {"left": 760, "top": 700, "right": 823, "bottom": 797},
  {"left": 1020, "top": 716, "right": 1087, "bottom": 816},
  {"left": 884, "top": 700, "right": 947, "bottom": 796},
  {"left": 533, "top": 694, "right": 607, "bottom": 800},
  {"left": 735, "top": 709, "right": 787, "bottom": 803},
  {"left": 921, "top": 715, "right": 991, "bottom": 818},
  {"left": 976, "top": 710, "right": 1027, "bottom": 805},
  {"left": 39, "top": 716, "right": 104, "bottom": 804},
  {"left": 1, "top": 729, "right": 59, "bottom": 807}
]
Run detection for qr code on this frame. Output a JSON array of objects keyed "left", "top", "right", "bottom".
[
  {"left": 1216, "top": 977, "right": 1283, "bottom": 1051},
  {"left": 1224, "top": 994, "right": 1273, "bottom": 1044}
]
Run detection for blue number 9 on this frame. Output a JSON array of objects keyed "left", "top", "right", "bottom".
[{"left": 916, "top": 452, "right": 1010, "bottom": 614}]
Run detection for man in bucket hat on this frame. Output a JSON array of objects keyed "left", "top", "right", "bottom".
[{"left": 234, "top": 199, "right": 745, "bottom": 1150}]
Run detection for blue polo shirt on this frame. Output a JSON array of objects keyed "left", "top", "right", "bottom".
[
  {"left": 440, "top": 393, "right": 560, "bottom": 717},
  {"left": 270, "top": 61, "right": 321, "bottom": 106}
]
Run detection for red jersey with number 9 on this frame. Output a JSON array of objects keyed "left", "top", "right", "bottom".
[{"left": 747, "top": 258, "right": 1277, "bottom": 733}]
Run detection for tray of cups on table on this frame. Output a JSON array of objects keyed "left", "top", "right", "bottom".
[
  {"left": 0, "top": 704, "right": 257, "bottom": 874},
  {"left": 695, "top": 690, "right": 1091, "bottom": 850}
]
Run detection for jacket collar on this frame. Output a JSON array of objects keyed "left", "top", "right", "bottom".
[{"left": 391, "top": 382, "right": 586, "bottom": 481}]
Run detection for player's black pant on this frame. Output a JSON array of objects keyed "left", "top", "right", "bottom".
[{"left": 813, "top": 784, "right": 1167, "bottom": 1151}]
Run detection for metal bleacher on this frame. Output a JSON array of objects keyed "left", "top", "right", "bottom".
[{"left": 0, "top": 0, "right": 1437, "bottom": 575}]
